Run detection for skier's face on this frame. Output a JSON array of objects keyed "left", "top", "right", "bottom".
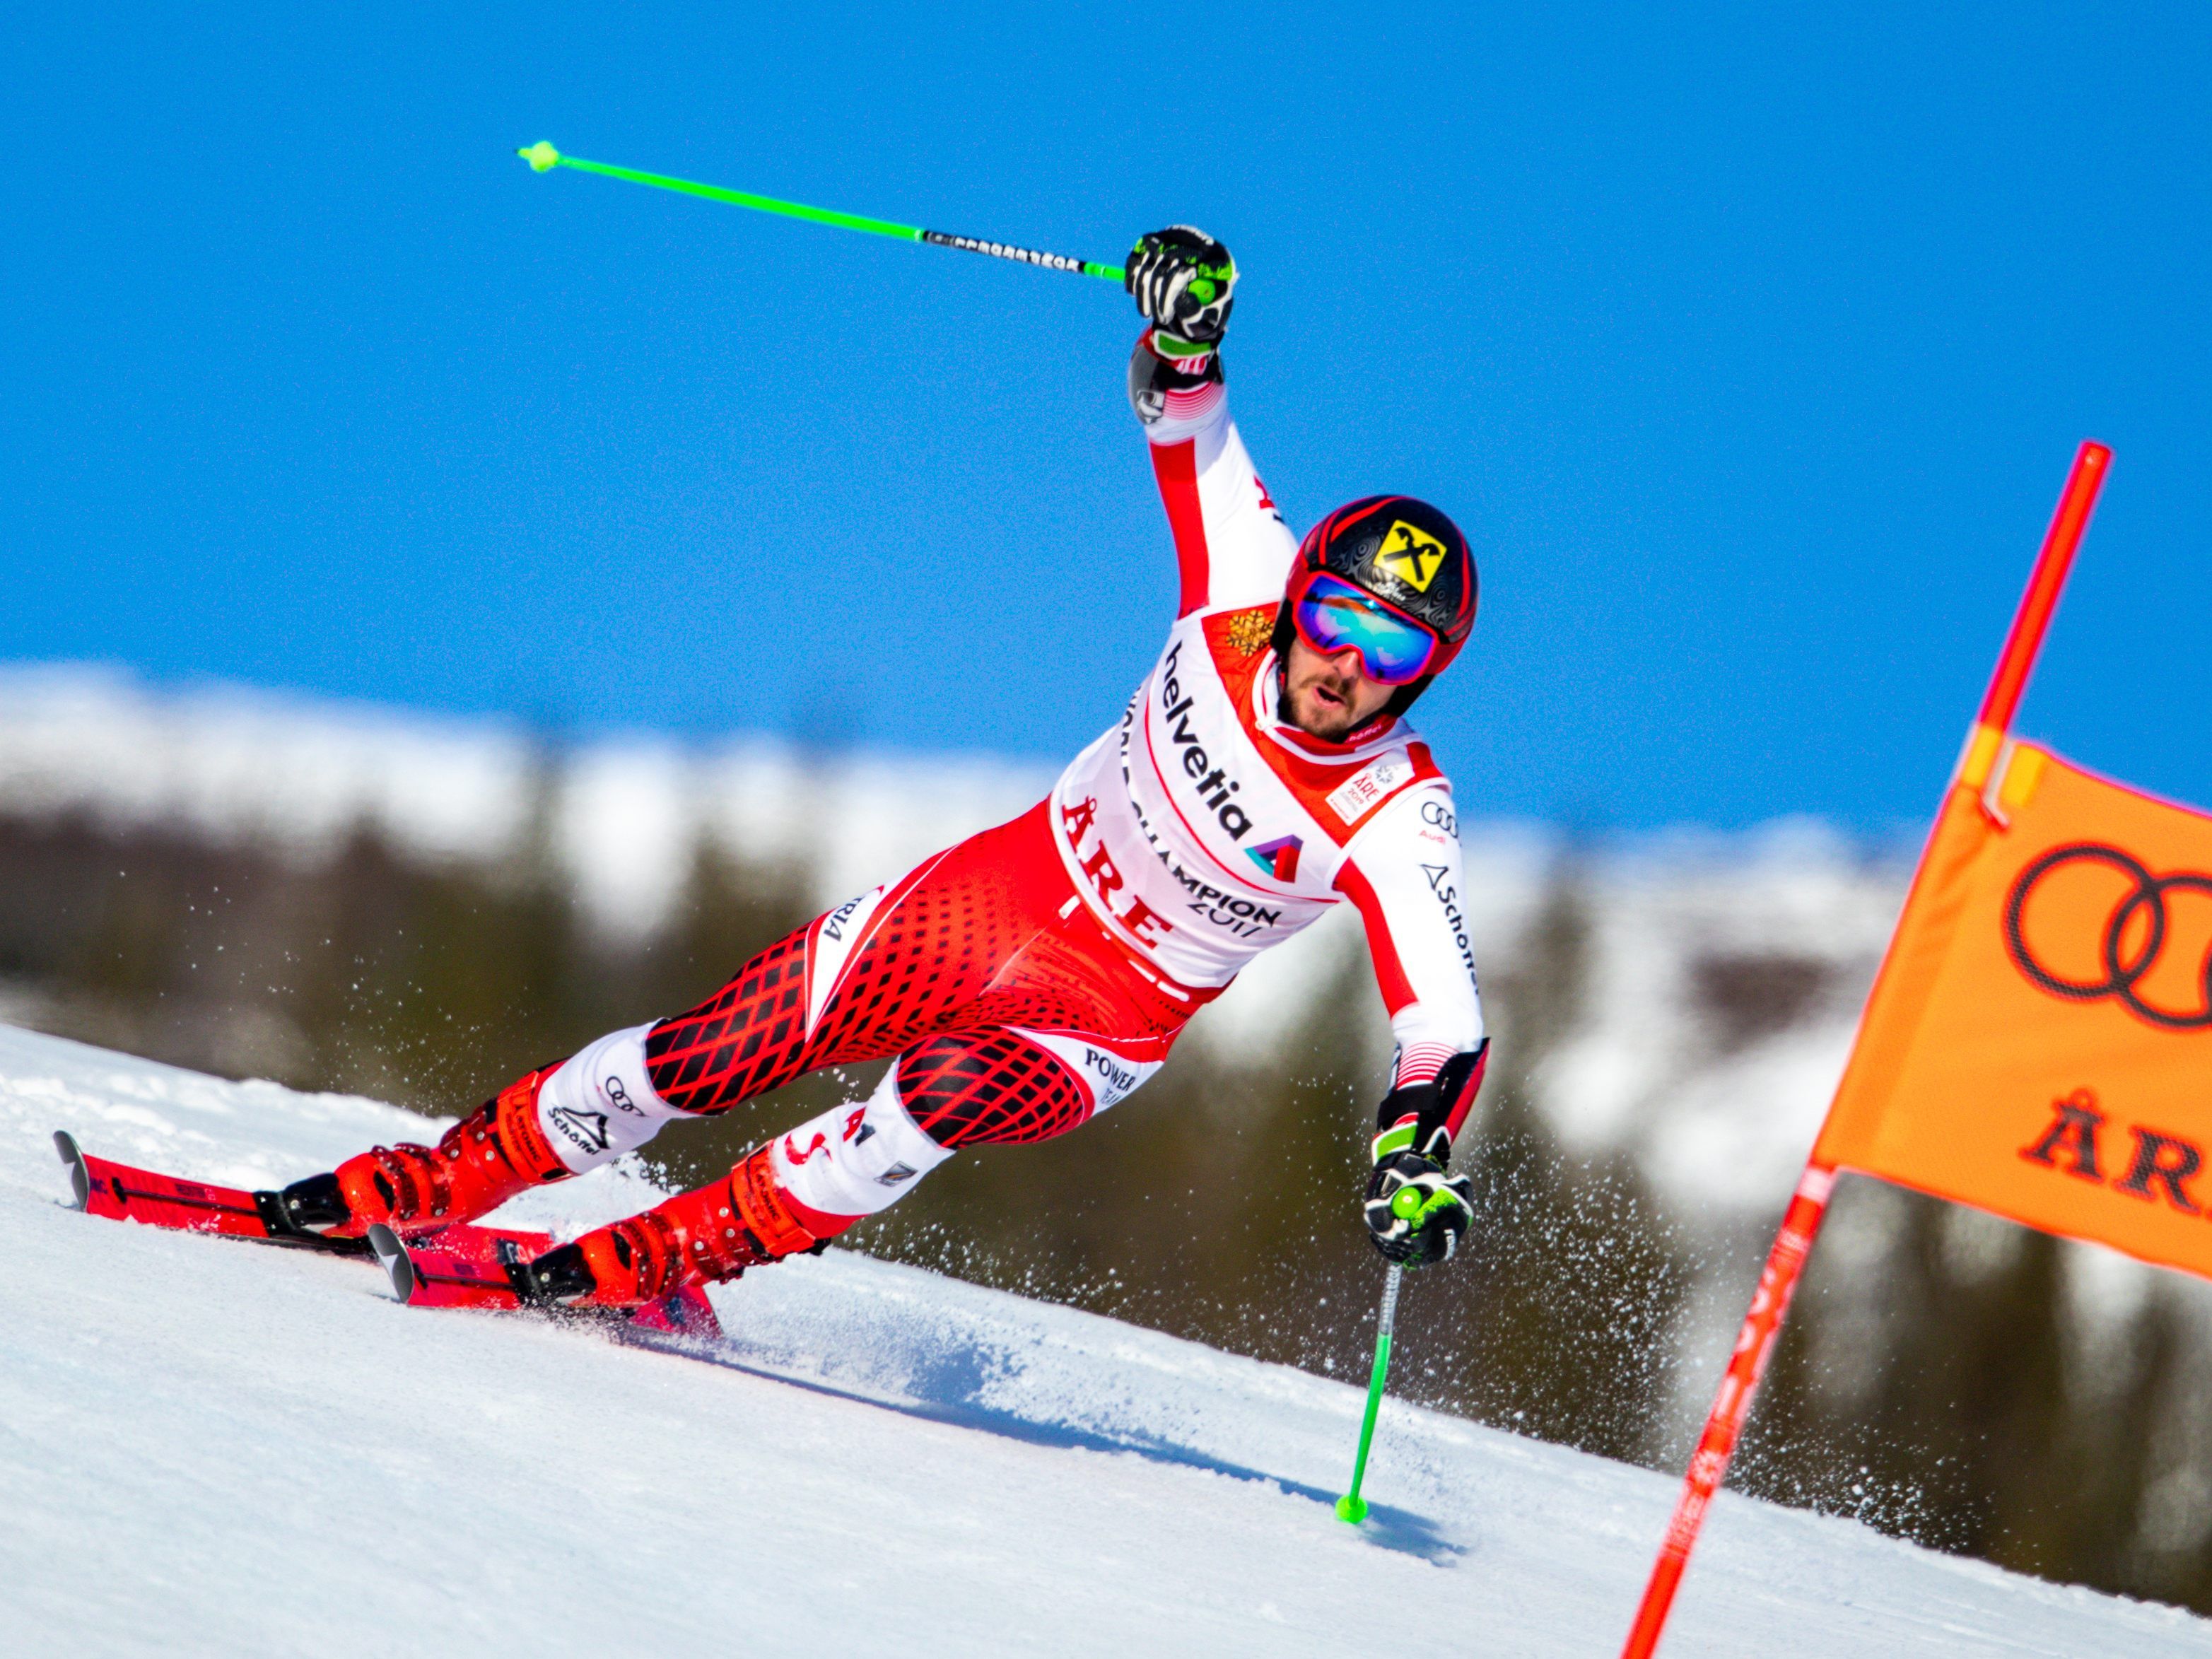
[{"left": 1281, "top": 637, "right": 1396, "bottom": 741}]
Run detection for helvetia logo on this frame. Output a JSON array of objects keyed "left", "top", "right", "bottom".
[
  {"left": 1157, "top": 643, "right": 1255, "bottom": 840},
  {"left": 1246, "top": 834, "right": 1303, "bottom": 883}
]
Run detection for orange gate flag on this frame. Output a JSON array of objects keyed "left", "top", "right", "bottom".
[
  {"left": 1617, "top": 440, "right": 2139, "bottom": 1659},
  {"left": 1816, "top": 739, "right": 2212, "bottom": 1276}
]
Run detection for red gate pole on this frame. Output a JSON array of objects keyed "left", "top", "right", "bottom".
[
  {"left": 1618, "top": 1163, "right": 1835, "bottom": 1659},
  {"left": 1974, "top": 442, "right": 2110, "bottom": 733},
  {"left": 1616, "top": 440, "right": 2110, "bottom": 1659}
]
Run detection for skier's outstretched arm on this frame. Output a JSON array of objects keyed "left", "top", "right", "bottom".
[
  {"left": 1123, "top": 228, "right": 1299, "bottom": 616},
  {"left": 1334, "top": 783, "right": 1491, "bottom": 1266}
]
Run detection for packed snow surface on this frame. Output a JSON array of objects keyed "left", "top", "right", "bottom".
[{"left": 5, "top": 1029, "right": 2206, "bottom": 1657}]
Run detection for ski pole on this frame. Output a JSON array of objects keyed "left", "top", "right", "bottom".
[
  {"left": 515, "top": 142, "right": 1128, "bottom": 283},
  {"left": 1336, "top": 1264, "right": 1403, "bottom": 1523}
]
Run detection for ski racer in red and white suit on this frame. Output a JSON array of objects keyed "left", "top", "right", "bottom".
[
  {"left": 279, "top": 227, "right": 1492, "bottom": 1306},
  {"left": 1051, "top": 336, "right": 1482, "bottom": 1097}
]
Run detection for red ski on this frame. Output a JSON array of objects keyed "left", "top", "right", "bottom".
[
  {"left": 57, "top": 1129, "right": 722, "bottom": 1339},
  {"left": 366, "top": 1222, "right": 721, "bottom": 1338},
  {"left": 57, "top": 1128, "right": 359, "bottom": 1250},
  {"left": 53, "top": 1130, "right": 555, "bottom": 1265}
]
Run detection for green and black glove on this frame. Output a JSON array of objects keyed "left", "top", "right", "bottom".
[
  {"left": 1362, "top": 1045, "right": 1486, "bottom": 1267},
  {"left": 1364, "top": 1155, "right": 1473, "bottom": 1267},
  {"left": 1125, "top": 225, "right": 1238, "bottom": 352}
]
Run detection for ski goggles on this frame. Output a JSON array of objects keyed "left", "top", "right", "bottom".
[{"left": 1289, "top": 573, "right": 1442, "bottom": 685}]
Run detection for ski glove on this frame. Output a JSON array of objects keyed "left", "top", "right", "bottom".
[
  {"left": 1362, "top": 1044, "right": 1487, "bottom": 1267},
  {"left": 1125, "top": 226, "right": 1237, "bottom": 350},
  {"left": 1365, "top": 1153, "right": 1473, "bottom": 1267}
]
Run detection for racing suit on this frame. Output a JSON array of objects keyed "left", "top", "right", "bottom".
[{"left": 520, "top": 332, "right": 1490, "bottom": 1235}]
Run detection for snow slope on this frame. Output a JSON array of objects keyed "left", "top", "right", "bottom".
[{"left": 4, "top": 1028, "right": 2206, "bottom": 1658}]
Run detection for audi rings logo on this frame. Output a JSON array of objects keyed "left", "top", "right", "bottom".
[{"left": 2003, "top": 843, "right": 2212, "bottom": 1031}]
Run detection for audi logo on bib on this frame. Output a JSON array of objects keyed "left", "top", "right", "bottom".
[{"left": 2003, "top": 842, "right": 2212, "bottom": 1031}]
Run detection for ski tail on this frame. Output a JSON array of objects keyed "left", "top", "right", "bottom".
[
  {"left": 368, "top": 1223, "right": 423, "bottom": 1303},
  {"left": 369, "top": 1222, "right": 529, "bottom": 1310},
  {"left": 53, "top": 1129, "right": 356, "bottom": 1249},
  {"left": 54, "top": 1130, "right": 560, "bottom": 1269},
  {"left": 54, "top": 1130, "right": 90, "bottom": 1208},
  {"left": 369, "top": 1223, "right": 724, "bottom": 1337}
]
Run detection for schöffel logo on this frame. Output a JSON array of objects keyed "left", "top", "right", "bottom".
[
  {"left": 1421, "top": 862, "right": 1478, "bottom": 980},
  {"left": 2004, "top": 843, "right": 2212, "bottom": 1031},
  {"left": 547, "top": 1108, "right": 610, "bottom": 1156}
]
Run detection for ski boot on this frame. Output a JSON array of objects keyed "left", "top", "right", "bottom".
[
  {"left": 276, "top": 1065, "right": 573, "bottom": 1241},
  {"left": 514, "top": 1144, "right": 841, "bottom": 1311}
]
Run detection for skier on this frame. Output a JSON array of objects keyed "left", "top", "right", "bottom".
[{"left": 276, "top": 228, "right": 1493, "bottom": 1308}]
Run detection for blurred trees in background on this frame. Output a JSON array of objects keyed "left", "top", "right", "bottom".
[{"left": 0, "top": 799, "right": 2206, "bottom": 1612}]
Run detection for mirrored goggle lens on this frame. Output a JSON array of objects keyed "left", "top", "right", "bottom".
[{"left": 1293, "top": 575, "right": 1438, "bottom": 684}]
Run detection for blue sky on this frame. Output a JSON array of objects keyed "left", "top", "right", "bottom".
[{"left": 4, "top": 4, "right": 2206, "bottom": 831}]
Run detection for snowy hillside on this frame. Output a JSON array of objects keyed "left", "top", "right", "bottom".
[
  {"left": 0, "top": 663, "right": 1895, "bottom": 1207},
  {"left": 0, "top": 663, "right": 1053, "bottom": 934},
  {"left": 6, "top": 1025, "right": 2206, "bottom": 1657}
]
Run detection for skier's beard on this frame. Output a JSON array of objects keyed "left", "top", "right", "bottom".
[{"left": 1278, "top": 646, "right": 1389, "bottom": 742}]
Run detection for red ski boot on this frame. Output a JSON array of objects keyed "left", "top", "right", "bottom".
[
  {"left": 515, "top": 1144, "right": 847, "bottom": 1310},
  {"left": 276, "top": 1065, "right": 574, "bottom": 1240}
]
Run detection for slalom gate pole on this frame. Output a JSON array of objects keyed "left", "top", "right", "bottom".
[
  {"left": 1336, "top": 1265, "right": 1403, "bottom": 1524},
  {"left": 1616, "top": 438, "right": 2112, "bottom": 1659},
  {"left": 1617, "top": 1164, "right": 1835, "bottom": 1655},
  {"left": 515, "top": 142, "right": 1128, "bottom": 283},
  {"left": 1974, "top": 442, "right": 2111, "bottom": 732}
]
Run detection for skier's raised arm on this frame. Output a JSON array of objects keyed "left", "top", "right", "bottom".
[
  {"left": 1120, "top": 224, "right": 1490, "bottom": 1270},
  {"left": 1123, "top": 228, "right": 1300, "bottom": 616}
]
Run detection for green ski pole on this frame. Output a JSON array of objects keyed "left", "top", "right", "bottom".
[
  {"left": 516, "top": 142, "right": 1127, "bottom": 283},
  {"left": 1336, "top": 1263, "right": 1403, "bottom": 1524}
]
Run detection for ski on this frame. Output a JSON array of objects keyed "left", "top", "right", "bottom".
[
  {"left": 57, "top": 1128, "right": 722, "bottom": 1340},
  {"left": 366, "top": 1221, "right": 722, "bottom": 1339},
  {"left": 368, "top": 1221, "right": 530, "bottom": 1308},
  {"left": 53, "top": 1129, "right": 556, "bottom": 1270}
]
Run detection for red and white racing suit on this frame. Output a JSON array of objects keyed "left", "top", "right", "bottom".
[{"left": 522, "top": 334, "right": 1488, "bottom": 1234}]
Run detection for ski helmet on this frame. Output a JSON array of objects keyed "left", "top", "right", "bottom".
[{"left": 1274, "top": 496, "right": 1478, "bottom": 712}]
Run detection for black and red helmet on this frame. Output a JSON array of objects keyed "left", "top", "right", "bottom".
[{"left": 1275, "top": 496, "right": 1479, "bottom": 695}]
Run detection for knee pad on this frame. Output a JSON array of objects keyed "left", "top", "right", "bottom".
[
  {"left": 534, "top": 1024, "right": 686, "bottom": 1173},
  {"left": 768, "top": 1062, "right": 956, "bottom": 1221}
]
